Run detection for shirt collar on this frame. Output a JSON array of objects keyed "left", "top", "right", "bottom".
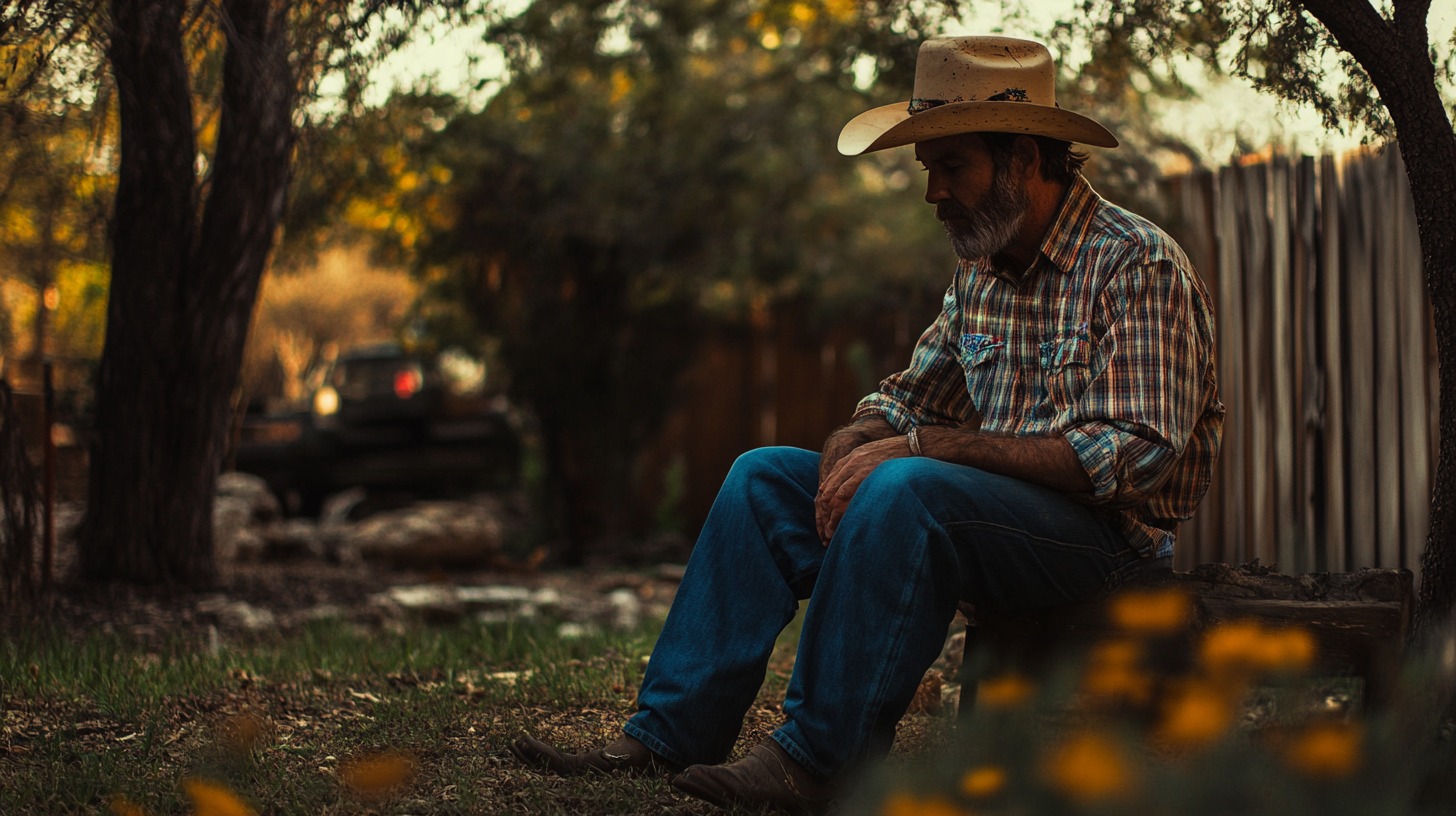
[{"left": 1037, "top": 175, "right": 1102, "bottom": 275}]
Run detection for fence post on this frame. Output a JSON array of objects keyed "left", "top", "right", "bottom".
[{"left": 42, "top": 361, "right": 55, "bottom": 590}]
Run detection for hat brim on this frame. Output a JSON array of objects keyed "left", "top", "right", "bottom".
[{"left": 839, "top": 100, "right": 1119, "bottom": 156}]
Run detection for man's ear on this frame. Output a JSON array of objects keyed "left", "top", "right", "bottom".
[{"left": 1012, "top": 135, "right": 1041, "bottom": 181}]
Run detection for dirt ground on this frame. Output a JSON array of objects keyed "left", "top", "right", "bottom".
[{"left": 8, "top": 555, "right": 689, "bottom": 650}]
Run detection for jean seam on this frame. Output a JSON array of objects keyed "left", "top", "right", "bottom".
[
  {"left": 850, "top": 526, "right": 931, "bottom": 775},
  {"left": 943, "top": 518, "right": 1124, "bottom": 556}
]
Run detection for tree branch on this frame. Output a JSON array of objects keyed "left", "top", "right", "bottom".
[
  {"left": 1297, "top": 0, "right": 1400, "bottom": 83},
  {"left": 1392, "top": 0, "right": 1432, "bottom": 48}
]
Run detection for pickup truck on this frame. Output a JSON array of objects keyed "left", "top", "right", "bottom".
[{"left": 231, "top": 344, "right": 521, "bottom": 515}]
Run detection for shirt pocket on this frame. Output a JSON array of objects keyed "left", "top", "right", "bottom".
[
  {"left": 960, "top": 333, "right": 1006, "bottom": 415},
  {"left": 1038, "top": 330, "right": 1095, "bottom": 411}
]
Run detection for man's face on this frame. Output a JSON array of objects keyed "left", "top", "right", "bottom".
[{"left": 915, "top": 133, "right": 1031, "bottom": 262}]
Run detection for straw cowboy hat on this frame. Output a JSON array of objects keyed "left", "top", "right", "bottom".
[{"left": 838, "top": 35, "right": 1119, "bottom": 155}]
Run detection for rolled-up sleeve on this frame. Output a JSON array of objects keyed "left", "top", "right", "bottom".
[
  {"left": 1063, "top": 259, "right": 1210, "bottom": 508},
  {"left": 852, "top": 281, "right": 974, "bottom": 432}
]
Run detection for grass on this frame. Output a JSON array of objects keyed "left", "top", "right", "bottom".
[
  {"left": 18, "top": 585, "right": 1441, "bottom": 816},
  {"left": 0, "top": 604, "right": 877, "bottom": 815}
]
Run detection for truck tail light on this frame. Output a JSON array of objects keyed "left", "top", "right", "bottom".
[{"left": 394, "top": 368, "right": 423, "bottom": 399}]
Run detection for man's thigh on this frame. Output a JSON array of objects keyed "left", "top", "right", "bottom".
[{"left": 851, "top": 457, "right": 1140, "bottom": 610}]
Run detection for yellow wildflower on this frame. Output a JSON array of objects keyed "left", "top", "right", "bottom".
[
  {"left": 1154, "top": 679, "right": 1236, "bottom": 750},
  {"left": 1043, "top": 730, "right": 1137, "bottom": 803},
  {"left": 340, "top": 751, "right": 417, "bottom": 799},
  {"left": 1200, "top": 620, "right": 1316, "bottom": 675},
  {"left": 1081, "top": 639, "right": 1153, "bottom": 706},
  {"left": 108, "top": 795, "right": 147, "bottom": 816},
  {"left": 881, "top": 791, "right": 968, "bottom": 816},
  {"left": 1109, "top": 588, "right": 1192, "bottom": 635},
  {"left": 960, "top": 764, "right": 1007, "bottom": 798},
  {"left": 1284, "top": 722, "right": 1363, "bottom": 779},
  {"left": 181, "top": 779, "right": 256, "bottom": 816},
  {"left": 975, "top": 673, "right": 1035, "bottom": 709}
]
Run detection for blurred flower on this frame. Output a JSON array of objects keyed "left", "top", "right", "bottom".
[
  {"left": 1284, "top": 722, "right": 1363, "bottom": 779},
  {"left": 959, "top": 764, "right": 1007, "bottom": 798},
  {"left": 975, "top": 673, "right": 1035, "bottom": 709},
  {"left": 1109, "top": 589, "right": 1192, "bottom": 635},
  {"left": 881, "top": 791, "right": 968, "bottom": 816},
  {"left": 1154, "top": 679, "right": 1236, "bottom": 750},
  {"left": 1042, "top": 729, "right": 1137, "bottom": 803},
  {"left": 340, "top": 751, "right": 418, "bottom": 799},
  {"left": 1081, "top": 639, "right": 1153, "bottom": 706},
  {"left": 108, "top": 795, "right": 147, "bottom": 816},
  {"left": 181, "top": 778, "right": 256, "bottom": 816},
  {"left": 1200, "top": 621, "right": 1315, "bottom": 675}
]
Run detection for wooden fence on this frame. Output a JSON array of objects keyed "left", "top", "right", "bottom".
[
  {"left": 1165, "top": 147, "right": 1432, "bottom": 578},
  {"left": 648, "top": 146, "right": 1433, "bottom": 581}
]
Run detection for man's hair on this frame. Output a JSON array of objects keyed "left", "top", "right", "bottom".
[{"left": 982, "top": 132, "right": 1087, "bottom": 185}]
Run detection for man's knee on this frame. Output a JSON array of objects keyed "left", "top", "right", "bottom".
[
  {"left": 727, "top": 446, "right": 818, "bottom": 484},
  {"left": 855, "top": 456, "right": 959, "bottom": 505}
]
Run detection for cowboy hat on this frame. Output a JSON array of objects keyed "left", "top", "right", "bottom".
[{"left": 838, "top": 35, "right": 1118, "bottom": 155}]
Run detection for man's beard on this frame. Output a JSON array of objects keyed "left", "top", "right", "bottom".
[{"left": 937, "top": 163, "right": 1031, "bottom": 262}]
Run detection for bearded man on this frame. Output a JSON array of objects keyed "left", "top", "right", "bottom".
[{"left": 512, "top": 35, "right": 1224, "bottom": 813}]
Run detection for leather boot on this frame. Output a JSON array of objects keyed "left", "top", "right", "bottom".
[
  {"left": 510, "top": 733, "right": 679, "bottom": 777},
  {"left": 671, "top": 738, "right": 834, "bottom": 813}
]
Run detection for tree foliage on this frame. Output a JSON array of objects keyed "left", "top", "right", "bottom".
[
  {"left": 404, "top": 0, "right": 970, "bottom": 560},
  {"left": 2, "top": 0, "right": 487, "bottom": 586}
]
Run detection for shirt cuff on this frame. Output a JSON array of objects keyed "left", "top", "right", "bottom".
[
  {"left": 1064, "top": 423, "right": 1121, "bottom": 504},
  {"left": 852, "top": 396, "right": 913, "bottom": 434}
]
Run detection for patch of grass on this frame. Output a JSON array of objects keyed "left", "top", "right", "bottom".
[{"left": 0, "top": 607, "right": 854, "bottom": 815}]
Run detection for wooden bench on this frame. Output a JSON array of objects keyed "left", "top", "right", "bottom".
[{"left": 956, "top": 563, "right": 1415, "bottom": 718}]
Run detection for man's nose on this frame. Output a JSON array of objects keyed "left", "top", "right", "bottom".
[{"left": 924, "top": 173, "right": 950, "bottom": 205}]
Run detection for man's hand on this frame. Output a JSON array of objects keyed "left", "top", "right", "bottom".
[
  {"left": 818, "top": 418, "right": 897, "bottom": 483},
  {"left": 816, "top": 435, "right": 911, "bottom": 544}
]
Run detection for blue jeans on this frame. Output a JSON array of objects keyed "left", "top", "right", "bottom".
[{"left": 623, "top": 446, "right": 1142, "bottom": 779}]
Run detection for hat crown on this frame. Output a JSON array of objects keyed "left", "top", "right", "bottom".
[
  {"left": 836, "top": 34, "right": 1117, "bottom": 155},
  {"left": 910, "top": 36, "right": 1057, "bottom": 114}
]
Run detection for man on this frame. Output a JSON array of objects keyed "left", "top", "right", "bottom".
[{"left": 512, "top": 35, "right": 1224, "bottom": 813}]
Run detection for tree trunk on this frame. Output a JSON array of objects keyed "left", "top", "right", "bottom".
[
  {"left": 79, "top": 0, "right": 292, "bottom": 586},
  {"left": 1301, "top": 0, "right": 1456, "bottom": 638}
]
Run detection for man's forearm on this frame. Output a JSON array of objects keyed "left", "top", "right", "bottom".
[
  {"left": 830, "top": 415, "right": 898, "bottom": 447},
  {"left": 820, "top": 415, "right": 898, "bottom": 482},
  {"left": 914, "top": 424, "right": 1094, "bottom": 494}
]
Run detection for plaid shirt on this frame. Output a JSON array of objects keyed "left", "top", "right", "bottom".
[{"left": 853, "top": 176, "right": 1224, "bottom": 558}]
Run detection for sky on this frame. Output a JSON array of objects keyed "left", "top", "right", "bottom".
[{"left": 365, "top": 0, "right": 1456, "bottom": 168}]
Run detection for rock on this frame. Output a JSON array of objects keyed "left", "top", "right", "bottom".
[
  {"left": 217, "top": 472, "right": 282, "bottom": 523},
  {"left": 556, "top": 622, "right": 591, "bottom": 640},
  {"left": 319, "top": 487, "right": 368, "bottom": 527},
  {"left": 259, "top": 518, "right": 323, "bottom": 562},
  {"left": 456, "top": 585, "right": 533, "bottom": 610},
  {"left": 381, "top": 584, "right": 464, "bottom": 623},
  {"left": 530, "top": 586, "right": 562, "bottom": 612},
  {"left": 213, "top": 497, "right": 257, "bottom": 562},
  {"left": 197, "top": 596, "right": 278, "bottom": 632},
  {"left": 606, "top": 588, "right": 641, "bottom": 630},
  {"left": 346, "top": 500, "right": 504, "bottom": 569},
  {"left": 215, "top": 473, "right": 284, "bottom": 562},
  {"left": 228, "top": 528, "right": 268, "bottom": 562}
]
